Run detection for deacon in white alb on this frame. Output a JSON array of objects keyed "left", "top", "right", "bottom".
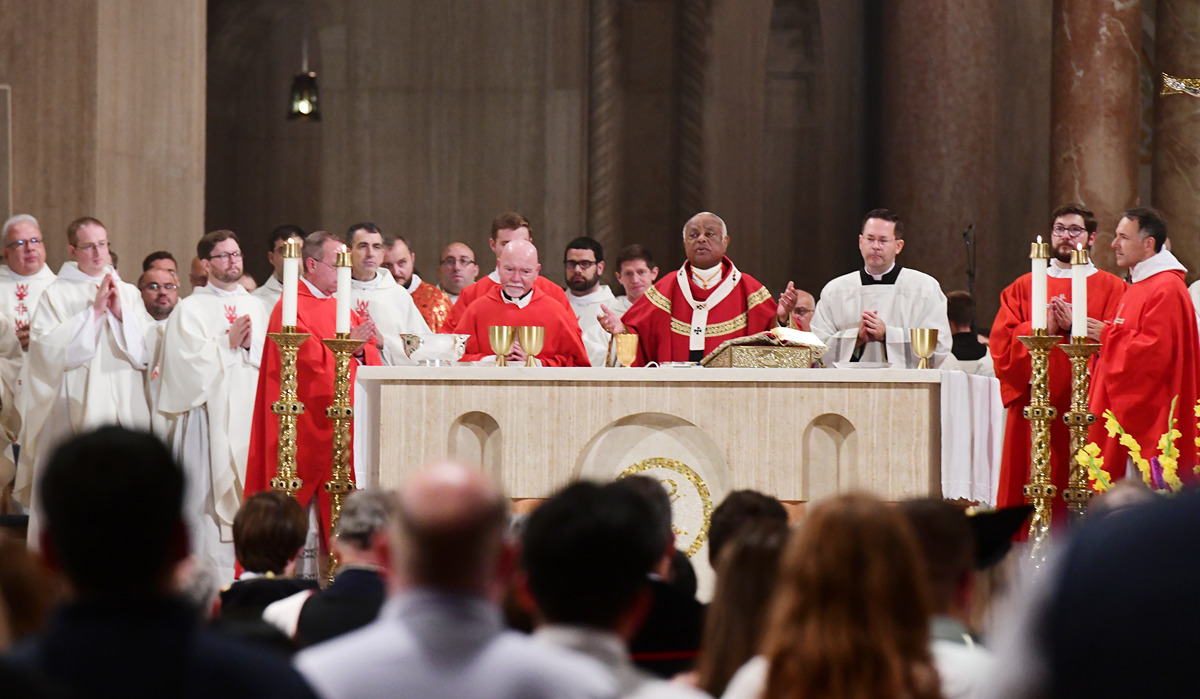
[
  {"left": 137, "top": 267, "right": 180, "bottom": 439},
  {"left": 16, "top": 217, "right": 149, "bottom": 543},
  {"left": 0, "top": 215, "right": 56, "bottom": 487},
  {"left": 252, "top": 224, "right": 305, "bottom": 315},
  {"left": 157, "top": 230, "right": 268, "bottom": 584},
  {"left": 345, "top": 223, "right": 430, "bottom": 363},
  {"left": 563, "top": 237, "right": 617, "bottom": 367},
  {"left": 811, "top": 209, "right": 951, "bottom": 368}
]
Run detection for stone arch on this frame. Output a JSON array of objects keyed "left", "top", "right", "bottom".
[{"left": 801, "top": 412, "right": 857, "bottom": 500}]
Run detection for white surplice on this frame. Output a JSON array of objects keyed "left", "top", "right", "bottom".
[
  {"left": 567, "top": 285, "right": 619, "bottom": 368},
  {"left": 15, "top": 262, "right": 149, "bottom": 544},
  {"left": 157, "top": 285, "right": 267, "bottom": 584},
  {"left": 251, "top": 273, "right": 283, "bottom": 317},
  {"left": 812, "top": 266, "right": 952, "bottom": 368},
  {"left": 0, "top": 264, "right": 56, "bottom": 485},
  {"left": 142, "top": 314, "right": 175, "bottom": 440},
  {"left": 351, "top": 269, "right": 430, "bottom": 364}
]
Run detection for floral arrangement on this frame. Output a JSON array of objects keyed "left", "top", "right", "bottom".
[{"left": 1077, "top": 396, "right": 1195, "bottom": 494}]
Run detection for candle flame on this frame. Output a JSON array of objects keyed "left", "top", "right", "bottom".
[
  {"left": 1037, "top": 235, "right": 1043, "bottom": 244},
  {"left": 1077, "top": 243, "right": 1082, "bottom": 250}
]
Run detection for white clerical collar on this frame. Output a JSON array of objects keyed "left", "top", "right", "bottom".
[
  {"left": 264, "top": 274, "right": 283, "bottom": 291},
  {"left": 488, "top": 269, "right": 500, "bottom": 283},
  {"left": 568, "top": 285, "right": 612, "bottom": 308},
  {"left": 352, "top": 269, "right": 395, "bottom": 291},
  {"left": 501, "top": 289, "right": 534, "bottom": 308},
  {"left": 58, "top": 261, "right": 116, "bottom": 284},
  {"left": 301, "top": 276, "right": 329, "bottom": 299},
  {"left": 198, "top": 283, "right": 247, "bottom": 298},
  {"left": 1131, "top": 247, "right": 1188, "bottom": 284},
  {"left": 1048, "top": 260, "right": 1099, "bottom": 278},
  {"left": 7, "top": 265, "right": 53, "bottom": 282},
  {"left": 403, "top": 273, "right": 422, "bottom": 294},
  {"left": 864, "top": 262, "right": 896, "bottom": 281},
  {"left": 689, "top": 262, "right": 722, "bottom": 287}
]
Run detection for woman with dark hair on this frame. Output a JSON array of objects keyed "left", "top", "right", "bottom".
[
  {"left": 693, "top": 521, "right": 789, "bottom": 696},
  {"left": 722, "top": 494, "right": 941, "bottom": 699}
]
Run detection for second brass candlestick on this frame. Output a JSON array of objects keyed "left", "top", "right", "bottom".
[
  {"left": 269, "top": 327, "right": 310, "bottom": 497},
  {"left": 1059, "top": 338, "right": 1102, "bottom": 523},
  {"left": 1019, "top": 331, "right": 1063, "bottom": 564},
  {"left": 321, "top": 333, "right": 361, "bottom": 540}
]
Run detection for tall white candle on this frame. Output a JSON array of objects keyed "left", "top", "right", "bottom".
[
  {"left": 1031, "top": 237, "right": 1049, "bottom": 331},
  {"left": 281, "top": 240, "right": 300, "bottom": 327},
  {"left": 335, "top": 246, "right": 352, "bottom": 335},
  {"left": 1071, "top": 243, "right": 1088, "bottom": 339}
]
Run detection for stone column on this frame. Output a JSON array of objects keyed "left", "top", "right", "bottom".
[
  {"left": 1050, "top": 0, "right": 1142, "bottom": 270},
  {"left": 1153, "top": 0, "right": 1200, "bottom": 281},
  {"left": 587, "top": 0, "right": 621, "bottom": 253}
]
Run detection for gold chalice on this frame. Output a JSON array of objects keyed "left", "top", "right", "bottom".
[
  {"left": 515, "top": 326, "right": 545, "bottom": 367},
  {"left": 614, "top": 333, "right": 638, "bottom": 368},
  {"left": 910, "top": 328, "right": 938, "bottom": 369},
  {"left": 488, "top": 325, "right": 515, "bottom": 366}
]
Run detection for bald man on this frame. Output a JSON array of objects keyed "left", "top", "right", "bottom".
[
  {"left": 791, "top": 289, "right": 815, "bottom": 332},
  {"left": 456, "top": 240, "right": 590, "bottom": 366},
  {"left": 295, "top": 461, "right": 616, "bottom": 699}
]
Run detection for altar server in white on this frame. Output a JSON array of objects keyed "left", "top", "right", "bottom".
[
  {"left": 345, "top": 223, "right": 430, "bottom": 364},
  {"left": 15, "top": 217, "right": 149, "bottom": 543},
  {"left": 563, "top": 237, "right": 618, "bottom": 368},
  {"left": 0, "top": 215, "right": 56, "bottom": 487},
  {"left": 811, "top": 209, "right": 951, "bottom": 368},
  {"left": 157, "top": 230, "right": 267, "bottom": 584}
]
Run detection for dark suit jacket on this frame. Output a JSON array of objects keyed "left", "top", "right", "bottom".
[
  {"left": 628, "top": 578, "right": 706, "bottom": 678},
  {"left": 8, "top": 595, "right": 317, "bottom": 699},
  {"left": 295, "top": 567, "right": 387, "bottom": 648},
  {"left": 219, "top": 575, "right": 319, "bottom": 622}
]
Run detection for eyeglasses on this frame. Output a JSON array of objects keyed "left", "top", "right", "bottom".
[
  {"left": 685, "top": 230, "right": 723, "bottom": 243},
  {"left": 5, "top": 237, "right": 43, "bottom": 250},
  {"left": 1051, "top": 225, "right": 1088, "bottom": 239},
  {"left": 441, "top": 256, "right": 476, "bottom": 268},
  {"left": 140, "top": 282, "right": 178, "bottom": 292},
  {"left": 74, "top": 240, "right": 108, "bottom": 253},
  {"left": 209, "top": 251, "right": 242, "bottom": 262},
  {"left": 564, "top": 260, "right": 597, "bottom": 271},
  {"left": 794, "top": 308, "right": 815, "bottom": 316}
]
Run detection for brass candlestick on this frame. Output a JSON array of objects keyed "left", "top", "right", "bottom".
[
  {"left": 269, "top": 326, "right": 310, "bottom": 496},
  {"left": 321, "top": 333, "right": 361, "bottom": 543},
  {"left": 1019, "top": 330, "right": 1063, "bottom": 563},
  {"left": 1059, "top": 338, "right": 1102, "bottom": 522}
]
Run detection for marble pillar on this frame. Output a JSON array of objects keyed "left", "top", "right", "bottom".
[
  {"left": 1153, "top": 0, "right": 1200, "bottom": 283},
  {"left": 878, "top": 0, "right": 999, "bottom": 303},
  {"left": 1050, "top": 0, "right": 1142, "bottom": 271}
]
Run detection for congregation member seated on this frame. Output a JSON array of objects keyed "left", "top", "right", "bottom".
[
  {"left": 521, "top": 480, "right": 709, "bottom": 699},
  {"left": 217, "top": 490, "right": 317, "bottom": 623},
  {"left": 613, "top": 475, "right": 705, "bottom": 679},
  {"left": 457, "top": 239, "right": 590, "bottom": 366},
  {"left": 263, "top": 488, "right": 394, "bottom": 648},
  {"left": 721, "top": 493, "right": 940, "bottom": 699},
  {"left": 705, "top": 489, "right": 789, "bottom": 570},
  {"left": 692, "top": 521, "right": 788, "bottom": 697},
  {"left": 7, "top": 426, "right": 316, "bottom": 698},
  {"left": 294, "top": 460, "right": 616, "bottom": 699}
]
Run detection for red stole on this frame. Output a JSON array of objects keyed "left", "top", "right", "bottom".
[
  {"left": 620, "top": 257, "right": 778, "bottom": 365},
  {"left": 411, "top": 281, "right": 453, "bottom": 332},
  {"left": 245, "top": 284, "right": 381, "bottom": 543},
  {"left": 457, "top": 286, "right": 590, "bottom": 367},
  {"left": 445, "top": 275, "right": 571, "bottom": 332},
  {"left": 991, "top": 271, "right": 1126, "bottom": 516}
]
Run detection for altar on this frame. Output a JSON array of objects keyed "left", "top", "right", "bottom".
[{"left": 353, "top": 366, "right": 1003, "bottom": 565}]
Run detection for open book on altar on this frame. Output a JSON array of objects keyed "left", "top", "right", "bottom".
[{"left": 700, "top": 327, "right": 828, "bottom": 368}]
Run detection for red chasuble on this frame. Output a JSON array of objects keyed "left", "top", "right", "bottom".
[
  {"left": 620, "top": 256, "right": 779, "bottom": 365},
  {"left": 411, "top": 280, "right": 453, "bottom": 333},
  {"left": 991, "top": 271, "right": 1125, "bottom": 516},
  {"left": 1089, "top": 267, "right": 1200, "bottom": 481},
  {"left": 245, "top": 284, "right": 381, "bottom": 543},
  {"left": 457, "top": 286, "right": 590, "bottom": 366},
  {"left": 445, "top": 274, "right": 571, "bottom": 332}
]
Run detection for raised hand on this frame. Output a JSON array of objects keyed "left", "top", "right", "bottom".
[
  {"left": 597, "top": 305, "right": 626, "bottom": 335},
  {"left": 228, "top": 314, "right": 253, "bottom": 349},
  {"left": 777, "top": 281, "right": 798, "bottom": 320},
  {"left": 93, "top": 274, "right": 114, "bottom": 320}
]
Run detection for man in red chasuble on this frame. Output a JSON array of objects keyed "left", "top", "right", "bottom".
[
  {"left": 457, "top": 239, "right": 589, "bottom": 367},
  {"left": 1089, "top": 208, "right": 1200, "bottom": 483},
  {"left": 599, "top": 212, "right": 798, "bottom": 365},
  {"left": 991, "top": 204, "right": 1125, "bottom": 514}
]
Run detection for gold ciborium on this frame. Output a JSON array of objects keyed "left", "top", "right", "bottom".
[
  {"left": 515, "top": 326, "right": 545, "bottom": 367},
  {"left": 488, "top": 325, "right": 515, "bottom": 366},
  {"left": 910, "top": 328, "right": 938, "bottom": 369},
  {"left": 615, "top": 333, "right": 638, "bottom": 368}
]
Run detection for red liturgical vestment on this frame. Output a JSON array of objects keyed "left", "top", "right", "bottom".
[
  {"left": 445, "top": 274, "right": 571, "bottom": 332},
  {"left": 990, "top": 269, "right": 1125, "bottom": 514},
  {"left": 245, "top": 283, "right": 381, "bottom": 543},
  {"left": 1088, "top": 252, "right": 1200, "bottom": 482},
  {"left": 457, "top": 286, "right": 590, "bottom": 367},
  {"left": 620, "top": 257, "right": 779, "bottom": 365},
  {"left": 409, "top": 279, "right": 453, "bottom": 333}
]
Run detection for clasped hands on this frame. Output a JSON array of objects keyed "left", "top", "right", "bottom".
[
  {"left": 227, "top": 314, "right": 254, "bottom": 350},
  {"left": 1047, "top": 294, "right": 1104, "bottom": 342},
  {"left": 91, "top": 274, "right": 124, "bottom": 322},
  {"left": 856, "top": 310, "right": 886, "bottom": 347}
]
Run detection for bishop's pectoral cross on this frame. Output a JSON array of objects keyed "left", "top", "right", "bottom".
[{"left": 1162, "top": 73, "right": 1200, "bottom": 97}]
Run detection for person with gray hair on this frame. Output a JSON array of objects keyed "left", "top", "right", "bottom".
[
  {"left": 0, "top": 214, "right": 55, "bottom": 499},
  {"left": 295, "top": 460, "right": 617, "bottom": 699},
  {"left": 599, "top": 211, "right": 798, "bottom": 365},
  {"left": 263, "top": 488, "right": 398, "bottom": 648}
]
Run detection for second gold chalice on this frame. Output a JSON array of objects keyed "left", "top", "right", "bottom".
[
  {"left": 515, "top": 326, "right": 545, "bottom": 367},
  {"left": 488, "top": 325, "right": 515, "bottom": 366},
  {"left": 614, "top": 333, "right": 638, "bottom": 368},
  {"left": 910, "top": 328, "right": 938, "bottom": 369}
]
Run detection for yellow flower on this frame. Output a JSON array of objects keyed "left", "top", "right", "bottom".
[
  {"left": 1161, "top": 456, "right": 1184, "bottom": 492},
  {"left": 1132, "top": 455, "right": 1152, "bottom": 486},
  {"left": 1119, "top": 433, "right": 1142, "bottom": 454},
  {"left": 1083, "top": 443, "right": 1101, "bottom": 458},
  {"left": 1193, "top": 399, "right": 1200, "bottom": 419},
  {"left": 1104, "top": 411, "right": 1122, "bottom": 438}
]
